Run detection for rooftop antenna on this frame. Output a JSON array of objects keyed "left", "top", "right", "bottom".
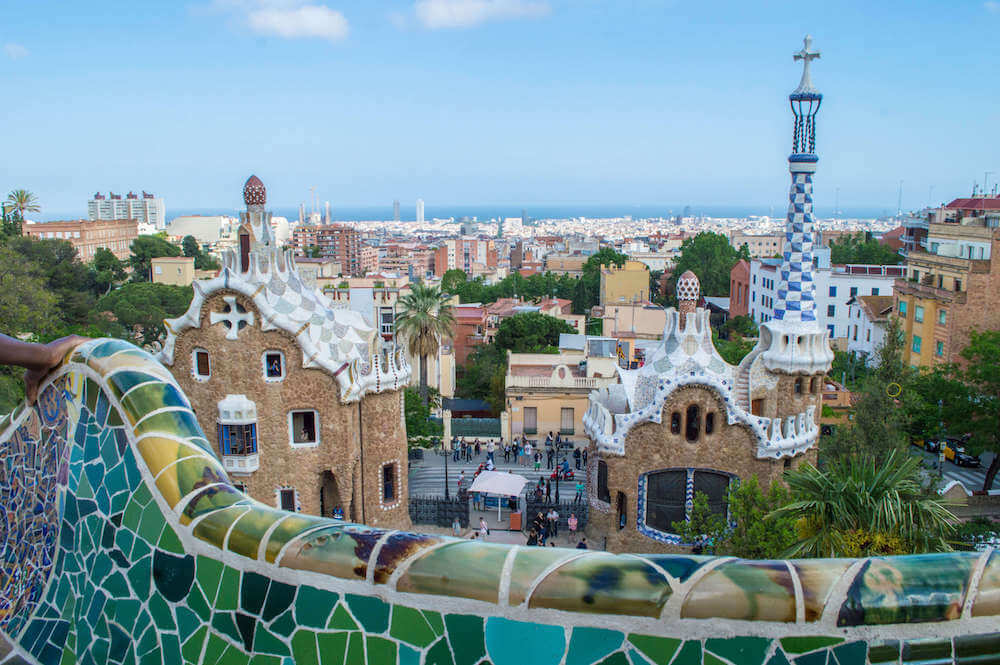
[
  {"left": 896, "top": 180, "right": 903, "bottom": 217},
  {"left": 985, "top": 172, "right": 995, "bottom": 198}
]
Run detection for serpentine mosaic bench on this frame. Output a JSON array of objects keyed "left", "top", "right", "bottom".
[{"left": 1, "top": 338, "right": 999, "bottom": 665}]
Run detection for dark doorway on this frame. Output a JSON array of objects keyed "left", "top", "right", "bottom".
[{"left": 321, "top": 471, "right": 341, "bottom": 518}]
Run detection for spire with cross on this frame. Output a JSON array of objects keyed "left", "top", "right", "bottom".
[{"left": 792, "top": 35, "right": 821, "bottom": 95}]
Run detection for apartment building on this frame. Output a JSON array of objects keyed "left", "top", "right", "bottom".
[
  {"left": 23, "top": 218, "right": 138, "bottom": 260},
  {"left": 895, "top": 197, "right": 1000, "bottom": 367},
  {"left": 433, "top": 237, "right": 497, "bottom": 277},
  {"left": 88, "top": 191, "right": 166, "bottom": 229},
  {"left": 290, "top": 224, "right": 362, "bottom": 276}
]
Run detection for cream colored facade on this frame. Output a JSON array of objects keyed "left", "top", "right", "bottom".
[
  {"left": 600, "top": 260, "right": 650, "bottom": 306},
  {"left": 152, "top": 256, "right": 196, "bottom": 286},
  {"left": 504, "top": 344, "right": 619, "bottom": 446},
  {"left": 730, "top": 232, "right": 784, "bottom": 258},
  {"left": 601, "top": 303, "right": 666, "bottom": 339},
  {"left": 543, "top": 253, "right": 588, "bottom": 276}
]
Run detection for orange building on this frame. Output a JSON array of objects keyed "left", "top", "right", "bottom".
[{"left": 23, "top": 218, "right": 138, "bottom": 260}]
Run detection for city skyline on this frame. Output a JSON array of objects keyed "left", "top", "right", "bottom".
[{"left": 3, "top": 1, "right": 1000, "bottom": 213}]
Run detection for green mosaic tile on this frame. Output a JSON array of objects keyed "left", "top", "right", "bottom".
[
  {"left": 316, "top": 631, "right": 349, "bottom": 665},
  {"left": 119, "top": 382, "right": 190, "bottom": 425},
  {"left": 291, "top": 630, "right": 320, "bottom": 665},
  {"left": 706, "top": 637, "right": 770, "bottom": 665},
  {"left": 345, "top": 631, "right": 365, "bottom": 665},
  {"left": 262, "top": 581, "right": 296, "bottom": 623},
  {"left": 188, "top": 584, "right": 212, "bottom": 622},
  {"left": 867, "top": 640, "right": 900, "bottom": 664},
  {"left": 530, "top": 552, "right": 671, "bottom": 617},
  {"left": 901, "top": 639, "right": 952, "bottom": 664},
  {"left": 227, "top": 506, "right": 288, "bottom": 560},
  {"left": 330, "top": 604, "right": 360, "bottom": 631},
  {"left": 262, "top": 514, "right": 333, "bottom": 564},
  {"left": 400, "top": 645, "right": 421, "bottom": 665},
  {"left": 425, "top": 636, "right": 456, "bottom": 665},
  {"left": 136, "top": 502, "right": 167, "bottom": 544},
  {"left": 672, "top": 641, "right": 702, "bottom": 665},
  {"left": 628, "top": 647, "right": 656, "bottom": 665},
  {"left": 295, "top": 586, "right": 339, "bottom": 629},
  {"left": 599, "top": 653, "right": 630, "bottom": 665},
  {"left": 955, "top": 632, "right": 1000, "bottom": 665},
  {"left": 445, "top": 614, "right": 486, "bottom": 665},
  {"left": 567, "top": 627, "right": 623, "bottom": 665},
  {"left": 683, "top": 561, "right": 795, "bottom": 622},
  {"left": 508, "top": 546, "right": 576, "bottom": 606},
  {"left": 792, "top": 651, "right": 827, "bottom": 665},
  {"left": 176, "top": 606, "right": 201, "bottom": 641},
  {"left": 197, "top": 555, "right": 225, "bottom": 602},
  {"left": 253, "top": 624, "right": 291, "bottom": 657},
  {"left": 366, "top": 636, "right": 397, "bottom": 665},
  {"left": 219, "top": 643, "right": 252, "bottom": 665},
  {"left": 767, "top": 651, "right": 792, "bottom": 665},
  {"left": 212, "top": 611, "right": 243, "bottom": 644},
  {"left": 216, "top": 566, "right": 242, "bottom": 611},
  {"left": 780, "top": 637, "right": 844, "bottom": 655},
  {"left": 390, "top": 606, "right": 434, "bottom": 647},
  {"left": 269, "top": 610, "right": 296, "bottom": 638},
  {"left": 423, "top": 610, "right": 445, "bottom": 635},
  {"left": 627, "top": 634, "right": 681, "bottom": 665},
  {"left": 346, "top": 594, "right": 389, "bottom": 633},
  {"left": 241, "top": 572, "right": 270, "bottom": 616},
  {"left": 484, "top": 618, "right": 564, "bottom": 665},
  {"left": 126, "top": 555, "right": 152, "bottom": 600},
  {"left": 148, "top": 593, "right": 176, "bottom": 630}
]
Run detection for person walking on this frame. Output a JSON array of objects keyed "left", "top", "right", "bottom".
[
  {"left": 582, "top": 449, "right": 588, "bottom": 468},
  {"left": 452, "top": 516, "right": 462, "bottom": 537},
  {"left": 567, "top": 513, "right": 578, "bottom": 536},
  {"left": 457, "top": 470, "right": 466, "bottom": 494},
  {"left": 545, "top": 479, "right": 552, "bottom": 502},
  {"left": 547, "top": 507, "right": 559, "bottom": 538},
  {"left": 472, "top": 491, "right": 481, "bottom": 511},
  {"left": 474, "top": 440, "right": 481, "bottom": 457},
  {"left": 486, "top": 440, "right": 495, "bottom": 464},
  {"left": 546, "top": 448, "right": 554, "bottom": 470},
  {"left": 573, "top": 480, "right": 585, "bottom": 504},
  {"left": 479, "top": 517, "right": 489, "bottom": 541},
  {"left": 573, "top": 447, "right": 582, "bottom": 470},
  {"left": 534, "top": 451, "right": 542, "bottom": 472}
]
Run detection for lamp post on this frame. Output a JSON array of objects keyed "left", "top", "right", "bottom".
[{"left": 444, "top": 439, "right": 450, "bottom": 500}]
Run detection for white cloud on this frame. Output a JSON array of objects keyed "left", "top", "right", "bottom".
[
  {"left": 3, "top": 43, "right": 29, "bottom": 60},
  {"left": 247, "top": 4, "right": 349, "bottom": 42},
  {"left": 414, "top": 0, "right": 550, "bottom": 29}
]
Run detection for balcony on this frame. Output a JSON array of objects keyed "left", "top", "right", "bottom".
[
  {"left": 506, "top": 374, "right": 608, "bottom": 390},
  {"left": 894, "top": 278, "right": 967, "bottom": 304},
  {"left": 222, "top": 452, "right": 259, "bottom": 473}
]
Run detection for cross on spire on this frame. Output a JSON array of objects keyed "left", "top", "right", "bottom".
[{"left": 792, "top": 35, "right": 820, "bottom": 95}]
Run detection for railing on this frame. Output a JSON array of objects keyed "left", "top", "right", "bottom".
[
  {"left": 1, "top": 337, "right": 998, "bottom": 665},
  {"left": 506, "top": 374, "right": 610, "bottom": 389},
  {"left": 895, "top": 278, "right": 968, "bottom": 304}
]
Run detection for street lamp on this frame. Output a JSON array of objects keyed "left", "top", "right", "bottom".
[{"left": 444, "top": 438, "right": 450, "bottom": 500}]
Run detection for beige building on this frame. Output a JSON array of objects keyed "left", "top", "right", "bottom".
[
  {"left": 505, "top": 335, "right": 620, "bottom": 445},
  {"left": 600, "top": 260, "right": 650, "bottom": 306},
  {"left": 23, "top": 218, "right": 138, "bottom": 260},
  {"left": 158, "top": 176, "right": 411, "bottom": 529},
  {"left": 600, "top": 303, "right": 666, "bottom": 340},
  {"left": 543, "top": 253, "right": 588, "bottom": 276},
  {"left": 730, "top": 232, "right": 784, "bottom": 258},
  {"left": 152, "top": 256, "right": 196, "bottom": 286}
]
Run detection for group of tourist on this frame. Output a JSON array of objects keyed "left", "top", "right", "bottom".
[{"left": 525, "top": 509, "right": 583, "bottom": 547}]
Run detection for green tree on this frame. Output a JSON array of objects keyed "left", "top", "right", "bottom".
[
  {"left": 0, "top": 245, "right": 60, "bottom": 337},
  {"left": 670, "top": 492, "right": 727, "bottom": 553},
  {"left": 830, "top": 233, "right": 902, "bottom": 265},
  {"left": 91, "top": 247, "right": 127, "bottom": 296},
  {"left": 404, "top": 387, "right": 444, "bottom": 442},
  {"left": 821, "top": 316, "right": 911, "bottom": 465},
  {"left": 716, "top": 476, "right": 798, "bottom": 559},
  {"left": 939, "top": 330, "right": 1000, "bottom": 491},
  {"left": 441, "top": 269, "right": 468, "bottom": 295},
  {"left": 494, "top": 312, "right": 574, "bottom": 353},
  {"left": 666, "top": 232, "right": 749, "bottom": 302},
  {"left": 129, "top": 235, "right": 182, "bottom": 282},
  {"left": 6, "top": 189, "right": 40, "bottom": 218},
  {"left": 181, "top": 235, "right": 220, "bottom": 271},
  {"left": 0, "top": 206, "right": 21, "bottom": 241},
  {"left": 773, "top": 450, "right": 956, "bottom": 557},
  {"left": 722, "top": 315, "right": 758, "bottom": 339},
  {"left": 713, "top": 332, "right": 755, "bottom": 365},
  {"left": 571, "top": 248, "right": 629, "bottom": 314},
  {"left": 829, "top": 350, "right": 871, "bottom": 391},
  {"left": 396, "top": 283, "right": 455, "bottom": 407},
  {"left": 97, "top": 282, "right": 193, "bottom": 346},
  {"left": 6, "top": 236, "right": 97, "bottom": 326},
  {"left": 456, "top": 344, "right": 506, "bottom": 410}
]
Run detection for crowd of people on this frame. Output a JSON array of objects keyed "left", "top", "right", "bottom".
[{"left": 447, "top": 433, "right": 589, "bottom": 472}]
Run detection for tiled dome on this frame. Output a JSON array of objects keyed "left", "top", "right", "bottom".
[{"left": 243, "top": 175, "right": 266, "bottom": 206}]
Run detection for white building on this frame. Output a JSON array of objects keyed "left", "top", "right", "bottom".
[
  {"left": 88, "top": 191, "right": 166, "bottom": 229},
  {"left": 845, "top": 295, "right": 894, "bottom": 364},
  {"left": 416, "top": 198, "right": 425, "bottom": 225},
  {"left": 748, "top": 247, "right": 905, "bottom": 344}
]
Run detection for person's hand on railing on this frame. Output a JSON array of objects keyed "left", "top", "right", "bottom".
[{"left": 0, "top": 334, "right": 88, "bottom": 405}]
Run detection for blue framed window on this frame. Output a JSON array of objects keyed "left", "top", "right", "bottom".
[
  {"left": 850, "top": 286, "right": 858, "bottom": 297},
  {"left": 871, "top": 288, "right": 879, "bottom": 296},
  {"left": 898, "top": 301, "right": 907, "bottom": 316},
  {"left": 827, "top": 324, "right": 835, "bottom": 337},
  {"left": 828, "top": 286, "right": 837, "bottom": 297},
  {"left": 912, "top": 335, "right": 922, "bottom": 354},
  {"left": 827, "top": 304, "right": 836, "bottom": 317},
  {"left": 219, "top": 423, "right": 258, "bottom": 456}
]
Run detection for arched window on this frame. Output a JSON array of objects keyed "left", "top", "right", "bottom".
[
  {"left": 670, "top": 412, "right": 681, "bottom": 434},
  {"left": 794, "top": 378, "right": 803, "bottom": 395},
  {"left": 643, "top": 469, "right": 734, "bottom": 538},
  {"left": 685, "top": 405, "right": 700, "bottom": 442},
  {"left": 705, "top": 412, "right": 715, "bottom": 435}
]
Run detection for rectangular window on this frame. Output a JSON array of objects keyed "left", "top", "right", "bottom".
[
  {"left": 866, "top": 329, "right": 871, "bottom": 342},
  {"left": 194, "top": 350, "right": 210, "bottom": 377},
  {"left": 955, "top": 279, "right": 962, "bottom": 292},
  {"left": 871, "top": 288, "right": 879, "bottom": 296},
  {"left": 850, "top": 286, "right": 858, "bottom": 297},
  {"left": 827, "top": 324, "right": 835, "bottom": 337},
  {"left": 912, "top": 335, "right": 922, "bottom": 354},
  {"left": 597, "top": 461, "right": 611, "bottom": 503},
  {"left": 914, "top": 305, "right": 924, "bottom": 323},
  {"left": 264, "top": 352, "right": 284, "bottom": 379},
  {"left": 645, "top": 470, "right": 687, "bottom": 532},
  {"left": 279, "top": 489, "right": 296, "bottom": 511},
  {"left": 752, "top": 291, "right": 756, "bottom": 303},
  {"left": 938, "top": 309, "right": 947, "bottom": 325},
  {"left": 898, "top": 301, "right": 907, "bottom": 316},
  {"left": 827, "top": 304, "right": 836, "bottom": 317},
  {"left": 218, "top": 423, "right": 258, "bottom": 455},
  {"left": 936, "top": 341, "right": 944, "bottom": 356},
  {"left": 382, "top": 464, "right": 396, "bottom": 502},
  {"left": 379, "top": 307, "right": 394, "bottom": 336},
  {"left": 828, "top": 285, "right": 837, "bottom": 297},
  {"left": 560, "top": 407, "right": 574, "bottom": 435},
  {"left": 290, "top": 411, "right": 318, "bottom": 446},
  {"left": 523, "top": 407, "right": 537, "bottom": 435}
]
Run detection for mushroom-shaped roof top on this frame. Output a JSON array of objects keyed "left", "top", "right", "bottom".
[
  {"left": 676, "top": 270, "right": 700, "bottom": 301},
  {"left": 243, "top": 175, "right": 266, "bottom": 206}
]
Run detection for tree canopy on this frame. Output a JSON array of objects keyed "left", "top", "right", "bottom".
[
  {"left": 97, "top": 282, "right": 193, "bottom": 347},
  {"left": 830, "top": 233, "right": 903, "bottom": 265},
  {"left": 129, "top": 235, "right": 182, "bottom": 282},
  {"left": 666, "top": 232, "right": 749, "bottom": 302},
  {"left": 494, "top": 312, "right": 575, "bottom": 353},
  {"left": 396, "top": 283, "right": 455, "bottom": 406},
  {"left": 182, "top": 235, "right": 220, "bottom": 271}
]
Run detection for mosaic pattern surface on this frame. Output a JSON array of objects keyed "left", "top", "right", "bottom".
[{"left": 0, "top": 338, "right": 999, "bottom": 665}]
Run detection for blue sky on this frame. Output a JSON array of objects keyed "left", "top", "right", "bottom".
[{"left": 2, "top": 0, "right": 999, "bottom": 215}]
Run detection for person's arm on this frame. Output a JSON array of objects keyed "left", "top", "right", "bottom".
[{"left": 0, "top": 334, "right": 87, "bottom": 405}]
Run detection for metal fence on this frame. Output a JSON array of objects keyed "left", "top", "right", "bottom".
[
  {"left": 451, "top": 418, "right": 501, "bottom": 438},
  {"left": 522, "top": 498, "right": 589, "bottom": 534},
  {"left": 408, "top": 494, "right": 469, "bottom": 529}
]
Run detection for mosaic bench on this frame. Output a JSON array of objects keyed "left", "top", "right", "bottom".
[{"left": 0, "top": 338, "right": 998, "bottom": 665}]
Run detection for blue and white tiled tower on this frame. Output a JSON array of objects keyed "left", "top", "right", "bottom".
[{"left": 761, "top": 36, "right": 834, "bottom": 375}]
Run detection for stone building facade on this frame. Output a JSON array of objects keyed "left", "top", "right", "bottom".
[{"left": 158, "top": 176, "right": 411, "bottom": 530}]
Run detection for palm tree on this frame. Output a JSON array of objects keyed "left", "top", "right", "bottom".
[
  {"left": 772, "top": 450, "right": 956, "bottom": 558},
  {"left": 395, "top": 283, "right": 455, "bottom": 407},
  {"left": 6, "top": 189, "right": 40, "bottom": 219}
]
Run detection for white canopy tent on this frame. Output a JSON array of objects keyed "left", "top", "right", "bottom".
[{"left": 468, "top": 471, "right": 528, "bottom": 521}]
